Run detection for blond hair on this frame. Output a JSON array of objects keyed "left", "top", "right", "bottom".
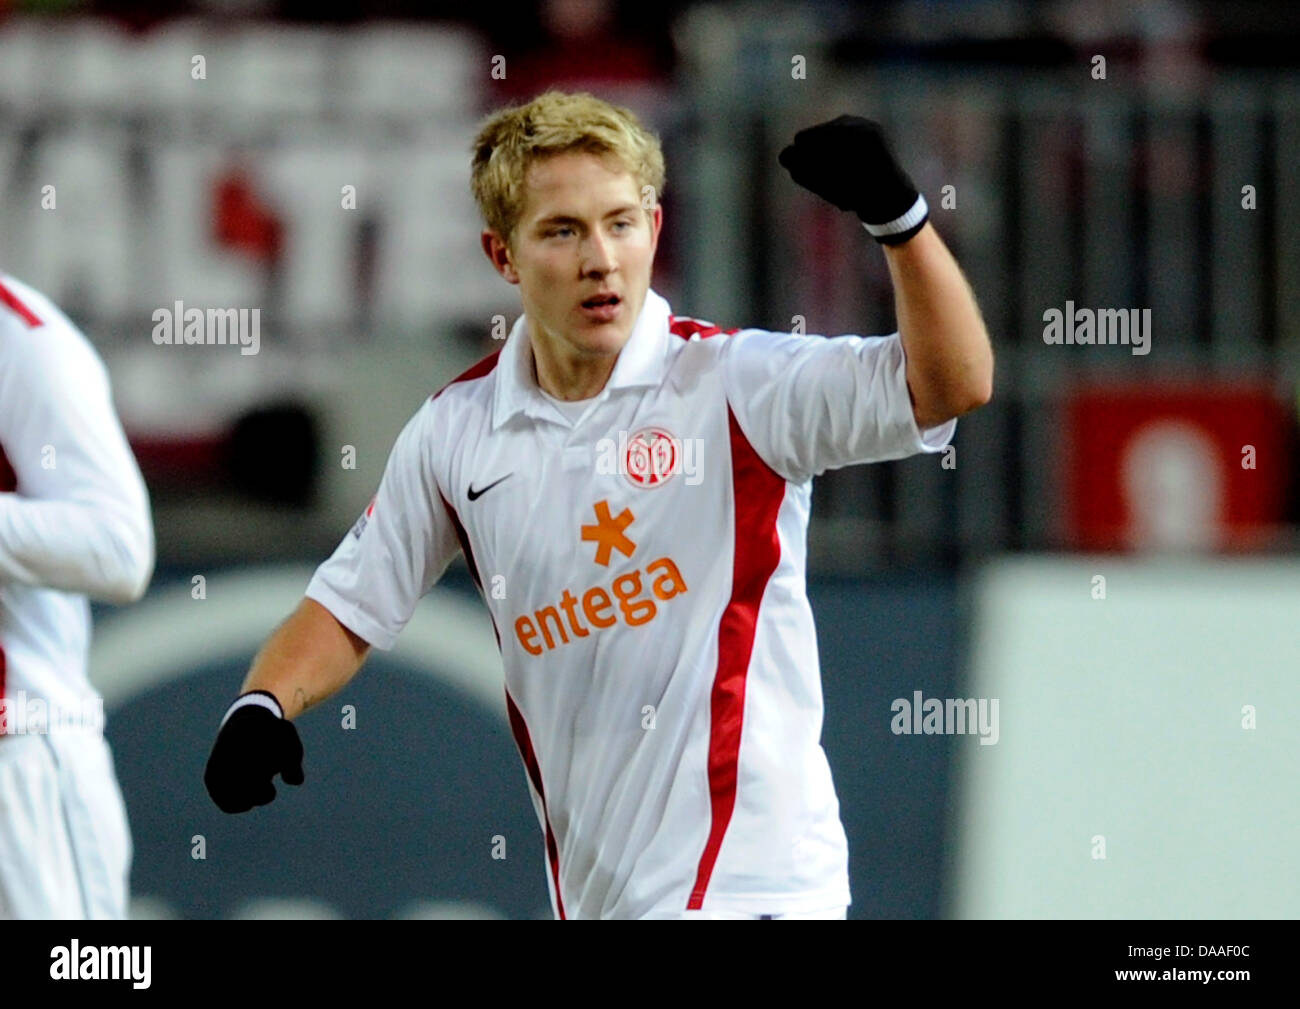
[{"left": 470, "top": 90, "right": 666, "bottom": 247}]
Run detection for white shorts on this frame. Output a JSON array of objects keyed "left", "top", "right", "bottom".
[
  {"left": 654, "top": 905, "right": 848, "bottom": 920},
  {"left": 0, "top": 732, "right": 132, "bottom": 919}
]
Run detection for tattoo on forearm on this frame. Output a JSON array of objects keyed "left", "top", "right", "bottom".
[{"left": 293, "top": 687, "right": 318, "bottom": 714}]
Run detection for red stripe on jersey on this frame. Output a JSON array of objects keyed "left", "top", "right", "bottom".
[
  {"left": 0, "top": 444, "right": 16, "bottom": 492},
  {"left": 0, "top": 280, "right": 43, "bottom": 328},
  {"left": 506, "top": 690, "right": 567, "bottom": 919},
  {"left": 438, "top": 490, "right": 504, "bottom": 653},
  {"left": 668, "top": 315, "right": 739, "bottom": 341},
  {"left": 431, "top": 351, "right": 504, "bottom": 650},
  {"left": 439, "top": 489, "right": 483, "bottom": 593},
  {"left": 431, "top": 348, "right": 502, "bottom": 402},
  {"left": 687, "top": 406, "right": 786, "bottom": 910},
  {"left": 0, "top": 443, "right": 7, "bottom": 728}
]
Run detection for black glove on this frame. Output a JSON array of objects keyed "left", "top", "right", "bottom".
[
  {"left": 778, "top": 115, "right": 929, "bottom": 245},
  {"left": 203, "top": 691, "right": 304, "bottom": 813}
]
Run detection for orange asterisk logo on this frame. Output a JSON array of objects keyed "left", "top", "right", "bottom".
[{"left": 581, "top": 499, "right": 636, "bottom": 566}]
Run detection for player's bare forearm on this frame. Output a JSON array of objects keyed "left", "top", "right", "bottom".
[
  {"left": 883, "top": 221, "right": 994, "bottom": 428},
  {"left": 240, "top": 597, "right": 371, "bottom": 720}
]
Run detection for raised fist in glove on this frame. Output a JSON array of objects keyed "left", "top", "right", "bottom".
[
  {"left": 778, "top": 114, "right": 929, "bottom": 245},
  {"left": 204, "top": 691, "right": 304, "bottom": 813}
]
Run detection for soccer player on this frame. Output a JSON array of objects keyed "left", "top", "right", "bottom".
[
  {"left": 0, "top": 273, "right": 156, "bottom": 919},
  {"left": 203, "top": 91, "right": 993, "bottom": 920}
]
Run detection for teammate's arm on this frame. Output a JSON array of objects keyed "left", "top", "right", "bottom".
[{"left": 0, "top": 316, "right": 154, "bottom": 604}]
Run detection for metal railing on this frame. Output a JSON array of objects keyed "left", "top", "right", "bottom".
[{"left": 674, "top": 9, "right": 1300, "bottom": 572}]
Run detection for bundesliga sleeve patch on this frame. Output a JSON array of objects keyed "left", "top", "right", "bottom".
[{"left": 351, "top": 497, "right": 376, "bottom": 539}]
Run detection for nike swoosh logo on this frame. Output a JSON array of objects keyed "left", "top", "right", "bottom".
[{"left": 467, "top": 473, "right": 513, "bottom": 501}]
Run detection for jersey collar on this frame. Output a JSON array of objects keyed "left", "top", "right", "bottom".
[{"left": 492, "top": 288, "right": 672, "bottom": 430}]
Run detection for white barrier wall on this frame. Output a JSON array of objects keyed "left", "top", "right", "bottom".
[{"left": 947, "top": 556, "right": 1300, "bottom": 918}]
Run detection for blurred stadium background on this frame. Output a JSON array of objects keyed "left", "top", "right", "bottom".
[{"left": 2, "top": 0, "right": 1298, "bottom": 919}]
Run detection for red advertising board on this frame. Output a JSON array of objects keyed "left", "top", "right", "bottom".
[{"left": 1063, "top": 383, "right": 1292, "bottom": 551}]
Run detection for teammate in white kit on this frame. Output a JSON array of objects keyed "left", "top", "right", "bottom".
[
  {"left": 0, "top": 273, "right": 155, "bottom": 919},
  {"left": 204, "top": 91, "right": 993, "bottom": 919}
]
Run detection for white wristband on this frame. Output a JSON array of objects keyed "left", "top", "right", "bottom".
[
  {"left": 219, "top": 691, "right": 284, "bottom": 728},
  {"left": 862, "top": 193, "right": 929, "bottom": 240}
]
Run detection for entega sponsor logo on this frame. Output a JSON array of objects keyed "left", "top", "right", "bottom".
[{"left": 514, "top": 558, "right": 688, "bottom": 655}]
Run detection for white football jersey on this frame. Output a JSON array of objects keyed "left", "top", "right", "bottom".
[
  {"left": 0, "top": 274, "right": 154, "bottom": 736},
  {"left": 307, "top": 288, "right": 955, "bottom": 919}
]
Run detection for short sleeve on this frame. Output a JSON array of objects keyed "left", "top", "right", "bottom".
[
  {"left": 305, "top": 402, "right": 461, "bottom": 649},
  {"left": 719, "top": 327, "right": 956, "bottom": 483}
]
